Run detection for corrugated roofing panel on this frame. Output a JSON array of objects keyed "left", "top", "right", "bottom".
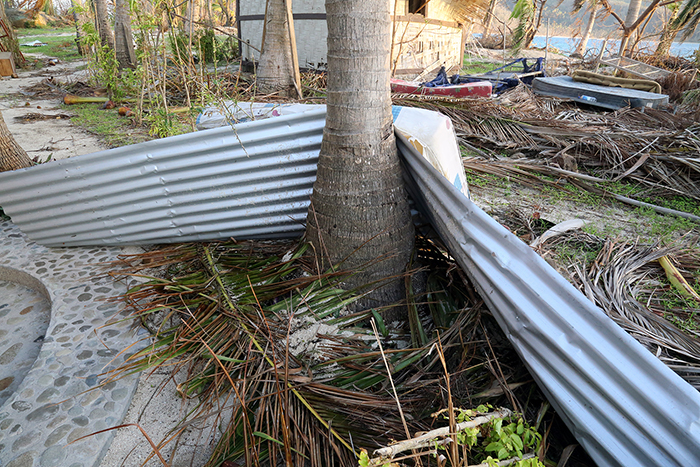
[
  {"left": 398, "top": 133, "right": 700, "bottom": 467},
  {"left": 0, "top": 109, "right": 326, "bottom": 246}
]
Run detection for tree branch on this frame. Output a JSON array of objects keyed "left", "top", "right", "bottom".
[{"left": 372, "top": 409, "right": 513, "bottom": 459}]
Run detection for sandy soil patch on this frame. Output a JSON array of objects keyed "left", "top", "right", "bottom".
[{"left": 1, "top": 55, "right": 108, "bottom": 162}]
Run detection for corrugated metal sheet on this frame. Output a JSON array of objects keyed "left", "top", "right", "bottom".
[
  {"left": 0, "top": 109, "right": 325, "bottom": 247},
  {"left": 397, "top": 133, "right": 700, "bottom": 467}
]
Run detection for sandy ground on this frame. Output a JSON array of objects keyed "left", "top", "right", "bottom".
[
  {"left": 1, "top": 58, "right": 108, "bottom": 161},
  {"left": 1, "top": 54, "right": 222, "bottom": 466}
]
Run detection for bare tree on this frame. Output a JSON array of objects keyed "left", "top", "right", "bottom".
[{"left": 94, "top": 0, "right": 116, "bottom": 50}]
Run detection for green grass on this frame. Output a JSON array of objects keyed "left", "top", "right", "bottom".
[
  {"left": 17, "top": 30, "right": 82, "bottom": 62},
  {"left": 460, "top": 56, "right": 497, "bottom": 75},
  {"left": 68, "top": 103, "right": 152, "bottom": 147},
  {"left": 16, "top": 26, "right": 76, "bottom": 36}
]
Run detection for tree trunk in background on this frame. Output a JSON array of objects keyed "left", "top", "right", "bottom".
[
  {"left": 575, "top": 1, "right": 599, "bottom": 56},
  {"left": 71, "top": 0, "right": 89, "bottom": 56},
  {"left": 655, "top": 4, "right": 681, "bottom": 57},
  {"left": 0, "top": 1, "right": 22, "bottom": 68},
  {"left": 0, "top": 111, "right": 32, "bottom": 173},
  {"left": 257, "top": 0, "right": 296, "bottom": 95},
  {"left": 306, "top": 0, "right": 414, "bottom": 313},
  {"left": 183, "top": 0, "right": 195, "bottom": 34},
  {"left": 114, "top": 0, "right": 136, "bottom": 69},
  {"left": 483, "top": 0, "right": 497, "bottom": 36},
  {"left": 94, "top": 0, "right": 115, "bottom": 50},
  {"left": 619, "top": 0, "right": 642, "bottom": 56},
  {"left": 204, "top": 0, "right": 214, "bottom": 27}
]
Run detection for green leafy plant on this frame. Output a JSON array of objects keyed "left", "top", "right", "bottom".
[{"left": 483, "top": 416, "right": 541, "bottom": 462}]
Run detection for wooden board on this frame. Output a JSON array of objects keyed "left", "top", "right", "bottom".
[
  {"left": 0, "top": 52, "right": 16, "bottom": 77},
  {"left": 532, "top": 76, "right": 669, "bottom": 110}
]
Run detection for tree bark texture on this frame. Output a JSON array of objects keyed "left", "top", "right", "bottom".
[
  {"left": 306, "top": 0, "right": 414, "bottom": 310},
  {"left": 619, "top": 0, "right": 642, "bottom": 55},
  {"left": 575, "top": 2, "right": 599, "bottom": 56},
  {"left": 655, "top": 5, "right": 681, "bottom": 57},
  {"left": 0, "top": 110, "right": 32, "bottom": 173},
  {"left": 94, "top": 0, "right": 115, "bottom": 50},
  {"left": 114, "top": 0, "right": 137, "bottom": 69},
  {"left": 0, "top": 1, "right": 22, "bottom": 67},
  {"left": 257, "top": 0, "right": 296, "bottom": 96},
  {"left": 483, "top": 0, "right": 497, "bottom": 36}
]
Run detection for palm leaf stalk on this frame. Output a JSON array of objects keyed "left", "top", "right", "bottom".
[
  {"left": 394, "top": 87, "right": 700, "bottom": 202},
  {"left": 107, "top": 236, "right": 516, "bottom": 466},
  {"left": 534, "top": 232, "right": 700, "bottom": 388}
]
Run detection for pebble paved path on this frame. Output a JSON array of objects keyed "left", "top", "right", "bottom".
[{"left": 0, "top": 219, "right": 145, "bottom": 467}]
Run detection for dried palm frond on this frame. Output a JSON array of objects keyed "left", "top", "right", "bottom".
[
  {"left": 106, "top": 236, "right": 518, "bottom": 467},
  {"left": 395, "top": 84, "right": 700, "bottom": 201},
  {"left": 538, "top": 235, "right": 700, "bottom": 389}
]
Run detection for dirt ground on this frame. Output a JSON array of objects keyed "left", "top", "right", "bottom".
[{"left": 1, "top": 57, "right": 108, "bottom": 161}]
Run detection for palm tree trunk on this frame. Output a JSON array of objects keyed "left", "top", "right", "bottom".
[
  {"left": 654, "top": 4, "right": 681, "bottom": 57},
  {"left": 257, "top": 0, "right": 296, "bottom": 96},
  {"left": 619, "top": 0, "right": 642, "bottom": 56},
  {"left": 483, "top": 0, "right": 497, "bottom": 36},
  {"left": 0, "top": 1, "right": 22, "bottom": 67},
  {"left": 114, "top": 0, "right": 136, "bottom": 69},
  {"left": 0, "top": 110, "right": 32, "bottom": 173},
  {"left": 575, "top": 1, "right": 599, "bottom": 56},
  {"left": 94, "top": 0, "right": 115, "bottom": 50},
  {"left": 71, "top": 0, "right": 90, "bottom": 56},
  {"left": 306, "top": 0, "right": 414, "bottom": 312}
]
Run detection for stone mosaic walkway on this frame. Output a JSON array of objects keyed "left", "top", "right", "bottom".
[{"left": 0, "top": 219, "right": 146, "bottom": 467}]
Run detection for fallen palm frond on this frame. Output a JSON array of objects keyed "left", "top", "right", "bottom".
[
  {"left": 106, "top": 235, "right": 537, "bottom": 466},
  {"left": 395, "top": 84, "right": 700, "bottom": 202},
  {"left": 462, "top": 158, "right": 700, "bottom": 222},
  {"left": 536, "top": 233, "right": 700, "bottom": 389}
]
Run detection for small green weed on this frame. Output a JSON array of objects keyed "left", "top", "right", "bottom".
[
  {"left": 68, "top": 103, "right": 151, "bottom": 147},
  {"left": 145, "top": 108, "right": 191, "bottom": 138},
  {"left": 360, "top": 406, "right": 544, "bottom": 467}
]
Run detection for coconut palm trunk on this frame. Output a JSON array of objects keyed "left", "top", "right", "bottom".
[
  {"left": 306, "top": 0, "right": 414, "bottom": 311},
  {"left": 575, "top": 1, "right": 599, "bottom": 56},
  {"left": 257, "top": 0, "right": 296, "bottom": 96},
  {"left": 654, "top": 3, "right": 682, "bottom": 57},
  {"left": 0, "top": 1, "right": 22, "bottom": 66},
  {"left": 114, "top": 0, "right": 136, "bottom": 69},
  {"left": 94, "top": 0, "right": 115, "bottom": 50},
  {"left": 619, "top": 0, "right": 642, "bottom": 56},
  {"left": 0, "top": 110, "right": 32, "bottom": 172}
]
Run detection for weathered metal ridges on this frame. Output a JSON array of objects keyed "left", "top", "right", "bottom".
[
  {"left": 398, "top": 133, "right": 700, "bottom": 467},
  {"left": 0, "top": 109, "right": 325, "bottom": 246}
]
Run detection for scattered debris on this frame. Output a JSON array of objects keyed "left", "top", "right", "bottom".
[
  {"left": 63, "top": 94, "right": 109, "bottom": 105},
  {"left": 20, "top": 40, "right": 47, "bottom": 47},
  {"left": 14, "top": 112, "right": 72, "bottom": 122}
]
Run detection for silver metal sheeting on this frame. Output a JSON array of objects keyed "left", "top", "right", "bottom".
[
  {"left": 397, "top": 133, "right": 700, "bottom": 467},
  {"left": 0, "top": 109, "right": 326, "bottom": 246}
]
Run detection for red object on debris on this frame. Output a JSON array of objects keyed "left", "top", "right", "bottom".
[{"left": 391, "top": 78, "right": 492, "bottom": 98}]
